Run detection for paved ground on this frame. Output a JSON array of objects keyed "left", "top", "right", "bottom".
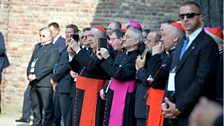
[
  {"left": 0, "top": 106, "right": 32, "bottom": 126},
  {"left": 0, "top": 114, "right": 64, "bottom": 126},
  {"left": 0, "top": 116, "right": 32, "bottom": 126},
  {"left": 0, "top": 107, "right": 64, "bottom": 126}
]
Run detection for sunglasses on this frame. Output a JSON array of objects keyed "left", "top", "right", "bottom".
[
  {"left": 179, "top": 13, "right": 200, "bottom": 19},
  {"left": 39, "top": 34, "right": 45, "bottom": 38}
]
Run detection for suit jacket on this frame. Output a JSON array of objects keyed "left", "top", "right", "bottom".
[
  {"left": 54, "top": 36, "right": 66, "bottom": 53},
  {"left": 27, "top": 43, "right": 60, "bottom": 87},
  {"left": 215, "top": 50, "right": 223, "bottom": 105},
  {"left": 214, "top": 114, "right": 223, "bottom": 126},
  {"left": 135, "top": 52, "right": 151, "bottom": 118},
  {"left": 52, "top": 46, "right": 73, "bottom": 93},
  {"left": 170, "top": 30, "right": 218, "bottom": 125},
  {"left": 149, "top": 30, "right": 219, "bottom": 126},
  {"left": 0, "top": 32, "right": 10, "bottom": 70}
]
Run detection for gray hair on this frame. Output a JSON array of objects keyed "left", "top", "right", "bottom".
[
  {"left": 172, "top": 27, "right": 185, "bottom": 43},
  {"left": 127, "top": 27, "right": 144, "bottom": 43},
  {"left": 91, "top": 27, "right": 107, "bottom": 39}
]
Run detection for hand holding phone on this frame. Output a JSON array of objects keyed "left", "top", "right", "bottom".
[
  {"left": 70, "top": 34, "right": 79, "bottom": 42},
  {"left": 70, "top": 39, "right": 80, "bottom": 52}
]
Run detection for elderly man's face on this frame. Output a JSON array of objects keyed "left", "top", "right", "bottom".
[
  {"left": 144, "top": 32, "right": 157, "bottom": 51},
  {"left": 161, "top": 25, "right": 176, "bottom": 51},
  {"left": 82, "top": 30, "right": 92, "bottom": 47},
  {"left": 122, "top": 29, "right": 137, "bottom": 49},
  {"left": 88, "top": 30, "right": 99, "bottom": 50}
]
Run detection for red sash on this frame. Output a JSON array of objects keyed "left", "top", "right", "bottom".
[
  {"left": 76, "top": 76, "right": 106, "bottom": 126},
  {"left": 147, "top": 88, "right": 165, "bottom": 126}
]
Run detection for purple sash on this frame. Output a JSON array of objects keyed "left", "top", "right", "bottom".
[{"left": 108, "top": 78, "right": 136, "bottom": 126}]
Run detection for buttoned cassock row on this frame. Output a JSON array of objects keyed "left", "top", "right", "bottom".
[{"left": 67, "top": 27, "right": 222, "bottom": 126}]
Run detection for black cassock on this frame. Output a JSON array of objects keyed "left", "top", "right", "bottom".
[
  {"left": 216, "top": 49, "right": 223, "bottom": 105},
  {"left": 100, "top": 50, "right": 139, "bottom": 126},
  {"left": 70, "top": 48, "right": 110, "bottom": 126}
]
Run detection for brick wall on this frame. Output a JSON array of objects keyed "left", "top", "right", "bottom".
[
  {"left": 195, "top": 0, "right": 223, "bottom": 29},
  {"left": 0, "top": 0, "right": 186, "bottom": 115}
]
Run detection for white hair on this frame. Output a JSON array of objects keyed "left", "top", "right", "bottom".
[
  {"left": 91, "top": 27, "right": 107, "bottom": 39},
  {"left": 169, "top": 25, "right": 185, "bottom": 43},
  {"left": 127, "top": 27, "right": 144, "bottom": 43}
]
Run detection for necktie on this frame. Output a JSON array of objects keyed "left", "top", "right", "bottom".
[{"left": 179, "top": 37, "right": 189, "bottom": 60}]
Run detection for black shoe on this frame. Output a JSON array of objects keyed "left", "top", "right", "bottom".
[{"left": 15, "top": 118, "right": 30, "bottom": 123}]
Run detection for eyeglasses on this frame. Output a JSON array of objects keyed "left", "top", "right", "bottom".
[
  {"left": 179, "top": 13, "right": 200, "bottom": 19},
  {"left": 86, "top": 34, "right": 94, "bottom": 38},
  {"left": 81, "top": 36, "right": 88, "bottom": 39},
  {"left": 39, "top": 34, "right": 45, "bottom": 38}
]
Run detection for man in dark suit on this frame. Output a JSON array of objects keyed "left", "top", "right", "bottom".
[
  {"left": 0, "top": 32, "right": 10, "bottom": 114},
  {"left": 16, "top": 42, "right": 45, "bottom": 123},
  {"left": 50, "top": 24, "right": 79, "bottom": 126},
  {"left": 48, "top": 22, "right": 65, "bottom": 126},
  {"left": 0, "top": 32, "right": 10, "bottom": 82},
  {"left": 158, "top": 1, "right": 219, "bottom": 126},
  {"left": 27, "top": 27, "right": 60, "bottom": 126},
  {"left": 48, "top": 22, "right": 66, "bottom": 53}
]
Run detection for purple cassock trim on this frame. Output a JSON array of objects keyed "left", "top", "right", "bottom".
[{"left": 108, "top": 78, "right": 135, "bottom": 126}]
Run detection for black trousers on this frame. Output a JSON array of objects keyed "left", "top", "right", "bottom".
[
  {"left": 53, "top": 91, "right": 61, "bottom": 126},
  {"left": 136, "top": 118, "right": 146, "bottom": 126},
  {"left": 30, "top": 86, "right": 54, "bottom": 126},
  {"left": 58, "top": 93, "right": 72, "bottom": 126},
  {"left": 21, "top": 85, "right": 31, "bottom": 120}
]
